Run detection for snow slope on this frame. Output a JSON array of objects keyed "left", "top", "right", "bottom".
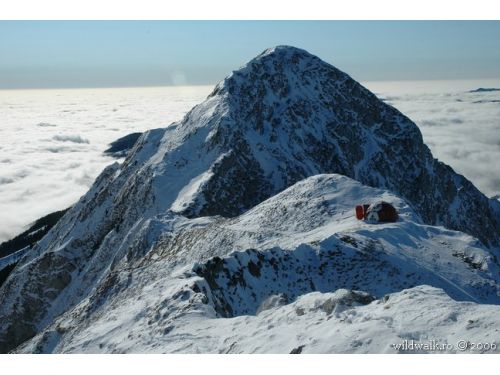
[
  {"left": 11, "top": 174, "right": 500, "bottom": 353},
  {"left": 0, "top": 86, "right": 212, "bottom": 243},
  {"left": 19, "top": 286, "right": 500, "bottom": 354}
]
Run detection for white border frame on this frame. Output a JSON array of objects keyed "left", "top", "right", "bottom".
[{"left": 1, "top": 0, "right": 500, "bottom": 20}]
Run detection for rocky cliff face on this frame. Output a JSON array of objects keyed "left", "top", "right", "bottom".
[{"left": 1, "top": 46, "right": 499, "bottom": 353}]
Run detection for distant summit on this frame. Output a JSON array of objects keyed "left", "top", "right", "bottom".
[
  {"left": 104, "top": 132, "right": 143, "bottom": 158},
  {"left": 468, "top": 87, "right": 500, "bottom": 93}
]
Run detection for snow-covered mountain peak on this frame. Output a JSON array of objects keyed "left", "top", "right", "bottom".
[
  {"left": 1, "top": 46, "right": 500, "bottom": 353},
  {"left": 145, "top": 46, "right": 499, "bottom": 246},
  {"left": 208, "top": 44, "right": 373, "bottom": 129},
  {"left": 217, "top": 44, "right": 345, "bottom": 87}
]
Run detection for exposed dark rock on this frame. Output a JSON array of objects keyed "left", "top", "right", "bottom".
[
  {"left": 0, "top": 208, "right": 70, "bottom": 259},
  {"left": 468, "top": 88, "right": 500, "bottom": 93},
  {"left": 0, "top": 263, "right": 16, "bottom": 289},
  {"left": 104, "top": 132, "right": 142, "bottom": 158},
  {"left": 452, "top": 251, "right": 485, "bottom": 270},
  {"left": 290, "top": 345, "right": 305, "bottom": 354},
  {"left": 0, "top": 208, "right": 70, "bottom": 289},
  {"left": 0, "top": 251, "right": 76, "bottom": 353}
]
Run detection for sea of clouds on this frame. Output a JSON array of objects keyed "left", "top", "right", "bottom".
[
  {"left": 0, "top": 80, "right": 499, "bottom": 243},
  {"left": 365, "top": 79, "right": 500, "bottom": 200},
  {"left": 0, "top": 86, "right": 212, "bottom": 242}
]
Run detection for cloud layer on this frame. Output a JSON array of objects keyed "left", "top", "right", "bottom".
[
  {"left": 0, "top": 86, "right": 212, "bottom": 242},
  {"left": 365, "top": 79, "right": 500, "bottom": 200},
  {"left": 1, "top": 80, "right": 499, "bottom": 243}
]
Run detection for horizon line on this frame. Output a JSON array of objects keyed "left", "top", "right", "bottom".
[{"left": 2, "top": 77, "right": 500, "bottom": 91}]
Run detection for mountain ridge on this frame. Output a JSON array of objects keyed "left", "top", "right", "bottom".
[
  {"left": 1, "top": 45, "right": 499, "bottom": 353},
  {"left": 10, "top": 174, "right": 500, "bottom": 353}
]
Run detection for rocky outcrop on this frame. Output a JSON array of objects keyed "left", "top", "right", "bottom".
[{"left": 104, "top": 132, "right": 143, "bottom": 158}]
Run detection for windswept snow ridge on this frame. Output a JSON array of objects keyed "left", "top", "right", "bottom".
[
  {"left": 7, "top": 174, "right": 500, "bottom": 353},
  {"left": 20, "top": 285, "right": 500, "bottom": 354}
]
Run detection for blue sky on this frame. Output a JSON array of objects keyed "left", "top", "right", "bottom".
[{"left": 1, "top": 21, "right": 500, "bottom": 88}]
